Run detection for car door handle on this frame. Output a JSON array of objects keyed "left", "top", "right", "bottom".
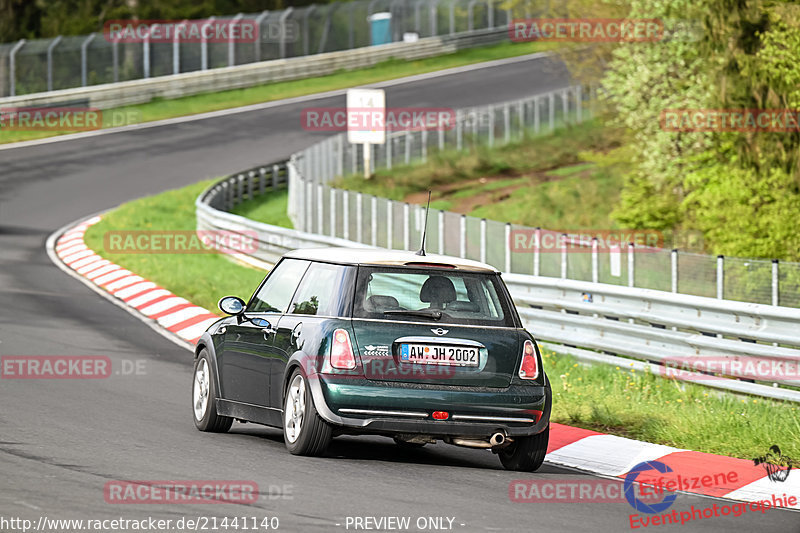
[
  {"left": 292, "top": 323, "right": 303, "bottom": 348},
  {"left": 262, "top": 327, "right": 277, "bottom": 337}
]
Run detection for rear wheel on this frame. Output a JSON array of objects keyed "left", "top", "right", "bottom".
[
  {"left": 499, "top": 425, "right": 549, "bottom": 471},
  {"left": 283, "top": 370, "right": 331, "bottom": 456},
  {"left": 192, "top": 349, "right": 233, "bottom": 433}
]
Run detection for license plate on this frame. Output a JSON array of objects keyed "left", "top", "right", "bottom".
[{"left": 399, "top": 344, "right": 479, "bottom": 366}]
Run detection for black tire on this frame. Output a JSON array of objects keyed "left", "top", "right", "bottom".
[
  {"left": 283, "top": 369, "right": 331, "bottom": 456},
  {"left": 499, "top": 425, "right": 549, "bottom": 471},
  {"left": 393, "top": 438, "right": 426, "bottom": 449},
  {"left": 192, "top": 348, "right": 233, "bottom": 433}
]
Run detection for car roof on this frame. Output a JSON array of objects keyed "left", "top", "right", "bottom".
[{"left": 283, "top": 247, "right": 499, "bottom": 272}]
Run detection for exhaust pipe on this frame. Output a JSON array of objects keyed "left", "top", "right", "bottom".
[
  {"left": 489, "top": 432, "right": 505, "bottom": 447},
  {"left": 448, "top": 432, "right": 511, "bottom": 450}
]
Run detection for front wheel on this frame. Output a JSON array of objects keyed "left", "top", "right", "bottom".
[
  {"left": 499, "top": 425, "right": 549, "bottom": 471},
  {"left": 192, "top": 349, "right": 233, "bottom": 433},
  {"left": 283, "top": 370, "right": 331, "bottom": 456}
]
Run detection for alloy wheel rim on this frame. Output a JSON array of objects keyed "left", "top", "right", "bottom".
[
  {"left": 284, "top": 374, "right": 306, "bottom": 443},
  {"left": 193, "top": 359, "right": 209, "bottom": 421}
]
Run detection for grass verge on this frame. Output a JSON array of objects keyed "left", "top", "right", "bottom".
[
  {"left": 82, "top": 179, "right": 799, "bottom": 461},
  {"left": 2, "top": 40, "right": 554, "bottom": 145}
]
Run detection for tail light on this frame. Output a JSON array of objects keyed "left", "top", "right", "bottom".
[
  {"left": 518, "top": 340, "right": 539, "bottom": 380},
  {"left": 330, "top": 329, "right": 356, "bottom": 370}
]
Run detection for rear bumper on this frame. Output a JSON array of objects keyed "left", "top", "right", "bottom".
[{"left": 307, "top": 374, "right": 551, "bottom": 438}]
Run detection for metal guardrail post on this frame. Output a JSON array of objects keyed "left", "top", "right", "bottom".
[
  {"left": 560, "top": 234, "right": 567, "bottom": 279},
  {"left": 343, "top": 191, "right": 350, "bottom": 241},
  {"left": 438, "top": 211, "right": 445, "bottom": 254},
  {"left": 336, "top": 136, "right": 344, "bottom": 177},
  {"left": 421, "top": 130, "right": 428, "bottom": 161},
  {"left": 517, "top": 101, "right": 525, "bottom": 138},
  {"left": 488, "top": 109, "right": 495, "bottom": 147},
  {"left": 534, "top": 95, "right": 540, "bottom": 134},
  {"left": 174, "top": 20, "right": 188, "bottom": 74},
  {"left": 329, "top": 188, "right": 336, "bottom": 237},
  {"left": 254, "top": 11, "right": 269, "bottom": 62},
  {"left": 562, "top": 88, "right": 569, "bottom": 123},
  {"left": 575, "top": 86, "right": 583, "bottom": 123},
  {"left": 591, "top": 237, "right": 599, "bottom": 283},
  {"left": 717, "top": 255, "right": 724, "bottom": 299},
  {"left": 9, "top": 39, "right": 25, "bottom": 97},
  {"left": 772, "top": 259, "right": 779, "bottom": 306},
  {"left": 280, "top": 8, "right": 294, "bottom": 59},
  {"left": 143, "top": 27, "right": 153, "bottom": 79},
  {"left": 303, "top": 6, "right": 316, "bottom": 56},
  {"left": 449, "top": 0, "right": 456, "bottom": 34},
  {"left": 480, "top": 218, "right": 487, "bottom": 263},
  {"left": 488, "top": 0, "right": 494, "bottom": 28},
  {"left": 534, "top": 227, "right": 541, "bottom": 276},
  {"left": 356, "top": 192, "right": 363, "bottom": 243},
  {"left": 348, "top": 2, "right": 356, "bottom": 48},
  {"left": 403, "top": 203, "right": 410, "bottom": 250},
  {"left": 387, "top": 201, "right": 394, "bottom": 249},
  {"left": 459, "top": 215, "right": 466, "bottom": 258},
  {"left": 229, "top": 14, "right": 244, "bottom": 66},
  {"left": 316, "top": 184, "right": 324, "bottom": 233},
  {"left": 467, "top": 0, "right": 477, "bottom": 31},
  {"left": 430, "top": 0, "right": 440, "bottom": 36},
  {"left": 628, "top": 243, "right": 635, "bottom": 287},
  {"left": 405, "top": 132, "right": 412, "bottom": 164},
  {"left": 46, "top": 36, "right": 62, "bottom": 92},
  {"left": 456, "top": 112, "right": 463, "bottom": 150},
  {"left": 503, "top": 103, "right": 510, "bottom": 144},
  {"left": 272, "top": 164, "right": 280, "bottom": 189},
  {"left": 387, "top": 137, "right": 393, "bottom": 169},
  {"left": 548, "top": 92, "right": 555, "bottom": 131},
  {"left": 305, "top": 181, "right": 313, "bottom": 232},
  {"left": 505, "top": 223, "right": 511, "bottom": 273},
  {"left": 671, "top": 249, "right": 678, "bottom": 293},
  {"left": 371, "top": 196, "right": 378, "bottom": 247},
  {"left": 201, "top": 17, "right": 216, "bottom": 71}
]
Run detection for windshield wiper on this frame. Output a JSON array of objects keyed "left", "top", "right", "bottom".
[{"left": 383, "top": 309, "right": 443, "bottom": 320}]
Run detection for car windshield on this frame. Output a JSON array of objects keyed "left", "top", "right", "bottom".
[{"left": 353, "top": 266, "right": 516, "bottom": 327}]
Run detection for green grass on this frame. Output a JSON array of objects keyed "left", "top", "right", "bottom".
[
  {"left": 1, "top": 40, "right": 554, "bottom": 145},
  {"left": 545, "top": 348, "right": 800, "bottom": 460},
  {"left": 83, "top": 180, "right": 266, "bottom": 313},
  {"left": 82, "top": 178, "right": 800, "bottom": 461},
  {"left": 230, "top": 188, "right": 293, "bottom": 228}
]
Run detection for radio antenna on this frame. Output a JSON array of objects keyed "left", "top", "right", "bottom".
[{"left": 416, "top": 191, "right": 432, "bottom": 256}]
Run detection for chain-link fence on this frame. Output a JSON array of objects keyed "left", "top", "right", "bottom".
[
  {"left": 0, "top": 0, "right": 534, "bottom": 98},
  {"left": 286, "top": 85, "right": 800, "bottom": 308}
]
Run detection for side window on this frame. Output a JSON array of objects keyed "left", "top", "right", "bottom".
[
  {"left": 248, "top": 259, "right": 309, "bottom": 313},
  {"left": 289, "top": 262, "right": 348, "bottom": 316}
]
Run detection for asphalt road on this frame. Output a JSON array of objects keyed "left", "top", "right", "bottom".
[{"left": 0, "top": 54, "right": 797, "bottom": 533}]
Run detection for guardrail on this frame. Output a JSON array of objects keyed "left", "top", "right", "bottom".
[
  {"left": 0, "top": 0, "right": 520, "bottom": 98},
  {"left": 196, "top": 87, "right": 800, "bottom": 403},
  {"left": 0, "top": 27, "right": 509, "bottom": 110}
]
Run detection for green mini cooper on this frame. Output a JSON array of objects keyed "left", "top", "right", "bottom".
[{"left": 192, "top": 248, "right": 551, "bottom": 471}]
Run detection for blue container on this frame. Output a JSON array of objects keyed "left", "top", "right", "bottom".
[{"left": 369, "top": 13, "right": 392, "bottom": 46}]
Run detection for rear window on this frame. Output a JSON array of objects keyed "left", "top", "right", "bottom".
[{"left": 353, "top": 266, "right": 516, "bottom": 327}]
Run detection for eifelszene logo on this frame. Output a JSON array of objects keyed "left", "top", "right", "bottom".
[
  {"left": 753, "top": 445, "right": 795, "bottom": 483},
  {"left": 624, "top": 461, "right": 677, "bottom": 514}
]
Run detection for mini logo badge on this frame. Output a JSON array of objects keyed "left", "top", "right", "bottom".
[{"left": 431, "top": 328, "right": 449, "bottom": 336}]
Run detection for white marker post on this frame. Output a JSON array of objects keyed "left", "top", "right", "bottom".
[{"left": 347, "top": 88, "right": 386, "bottom": 179}]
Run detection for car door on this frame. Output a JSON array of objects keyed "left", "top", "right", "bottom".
[
  {"left": 271, "top": 262, "right": 354, "bottom": 407},
  {"left": 219, "top": 258, "right": 309, "bottom": 409}
]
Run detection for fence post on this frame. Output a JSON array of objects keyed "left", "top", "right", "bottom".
[
  {"left": 438, "top": 210, "right": 445, "bottom": 254},
  {"left": 548, "top": 92, "right": 555, "bottom": 131},
  {"left": 201, "top": 17, "right": 215, "bottom": 70},
  {"left": 254, "top": 11, "right": 270, "bottom": 62},
  {"left": 770, "top": 259, "right": 779, "bottom": 306},
  {"left": 405, "top": 132, "right": 412, "bottom": 164},
  {"left": 575, "top": 85, "right": 583, "bottom": 123},
  {"left": 488, "top": 0, "right": 495, "bottom": 28},
  {"left": 456, "top": 113, "right": 463, "bottom": 150},
  {"left": 505, "top": 223, "right": 511, "bottom": 273},
  {"left": 480, "top": 219, "right": 487, "bottom": 263},
  {"left": 371, "top": 196, "right": 378, "bottom": 246},
  {"left": 348, "top": 2, "right": 356, "bottom": 47},
  {"left": 81, "top": 33, "right": 97, "bottom": 87},
  {"left": 560, "top": 234, "right": 567, "bottom": 279},
  {"left": 534, "top": 95, "right": 540, "bottom": 134},
  {"left": 488, "top": 109, "right": 495, "bottom": 147},
  {"left": 449, "top": 0, "right": 456, "bottom": 34},
  {"left": 356, "top": 192, "right": 363, "bottom": 243},
  {"left": 303, "top": 5, "right": 316, "bottom": 56},
  {"left": 562, "top": 88, "right": 569, "bottom": 123},
  {"left": 112, "top": 39, "right": 119, "bottom": 82},
  {"left": 421, "top": 131, "right": 428, "bottom": 162},
  {"left": 438, "top": 128, "right": 444, "bottom": 151},
  {"left": 337, "top": 136, "right": 344, "bottom": 177},
  {"left": 280, "top": 8, "right": 294, "bottom": 59},
  {"left": 403, "top": 203, "right": 410, "bottom": 250},
  {"left": 716, "top": 255, "right": 724, "bottom": 299},
  {"left": 518, "top": 101, "right": 525, "bottom": 138},
  {"left": 330, "top": 188, "right": 337, "bottom": 238},
  {"left": 468, "top": 0, "right": 477, "bottom": 31},
  {"left": 272, "top": 164, "right": 280, "bottom": 190},
  {"left": 628, "top": 243, "right": 635, "bottom": 287},
  {"left": 387, "top": 201, "right": 394, "bottom": 249},
  {"left": 317, "top": 184, "right": 324, "bottom": 233},
  {"left": 671, "top": 249, "right": 678, "bottom": 293},
  {"left": 534, "top": 227, "right": 541, "bottom": 276},
  {"left": 143, "top": 28, "right": 151, "bottom": 79},
  {"left": 228, "top": 13, "right": 244, "bottom": 66},
  {"left": 173, "top": 21, "right": 188, "bottom": 74},
  {"left": 247, "top": 170, "right": 256, "bottom": 200},
  {"left": 459, "top": 215, "right": 466, "bottom": 258},
  {"left": 387, "top": 136, "right": 393, "bottom": 169},
  {"left": 259, "top": 167, "right": 266, "bottom": 195},
  {"left": 503, "top": 103, "right": 510, "bottom": 144},
  {"left": 430, "top": 0, "right": 440, "bottom": 36},
  {"left": 343, "top": 191, "right": 350, "bottom": 241},
  {"left": 46, "top": 36, "right": 62, "bottom": 92},
  {"left": 305, "top": 181, "right": 313, "bottom": 232},
  {"left": 591, "top": 237, "right": 599, "bottom": 283}
]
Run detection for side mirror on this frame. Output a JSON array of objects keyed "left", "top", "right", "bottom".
[{"left": 219, "top": 296, "right": 245, "bottom": 315}]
